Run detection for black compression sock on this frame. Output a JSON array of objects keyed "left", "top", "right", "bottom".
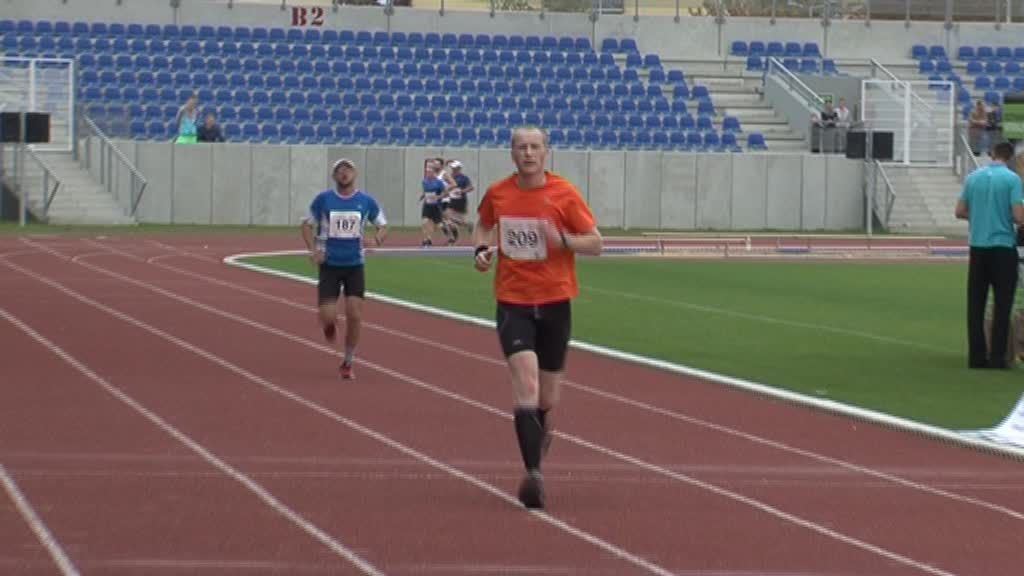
[{"left": 514, "top": 407, "right": 544, "bottom": 472}]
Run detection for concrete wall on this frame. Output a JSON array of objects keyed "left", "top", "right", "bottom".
[
  {"left": 8, "top": 0, "right": 1024, "bottom": 62},
  {"left": 113, "top": 140, "right": 864, "bottom": 231},
  {"left": 764, "top": 75, "right": 819, "bottom": 141}
]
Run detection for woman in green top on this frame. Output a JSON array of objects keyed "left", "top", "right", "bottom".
[{"left": 175, "top": 94, "right": 199, "bottom": 144}]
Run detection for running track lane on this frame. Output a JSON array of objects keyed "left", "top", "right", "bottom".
[
  {"left": 0, "top": 294, "right": 376, "bottom": 574},
  {"left": 14, "top": 237, "right": 1015, "bottom": 569},
  {"left": 8, "top": 241, "right": 954, "bottom": 575},
  {"left": 93, "top": 235, "right": 1024, "bottom": 573},
  {"left": 139, "top": 237, "right": 1024, "bottom": 508},
  {"left": 121, "top": 236, "right": 1024, "bottom": 508},
  {"left": 2, "top": 254, "right": 681, "bottom": 575}
]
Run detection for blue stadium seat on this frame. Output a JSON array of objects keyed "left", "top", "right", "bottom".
[
  {"left": 748, "top": 132, "right": 767, "bottom": 150},
  {"left": 929, "top": 45, "right": 947, "bottom": 60},
  {"left": 698, "top": 99, "right": 716, "bottom": 116},
  {"left": 985, "top": 61, "right": 1002, "bottom": 74},
  {"left": 746, "top": 56, "right": 764, "bottom": 71},
  {"left": 975, "top": 76, "right": 993, "bottom": 90},
  {"left": 722, "top": 116, "right": 742, "bottom": 132},
  {"left": 785, "top": 42, "right": 802, "bottom": 57},
  {"left": 766, "top": 42, "right": 784, "bottom": 58},
  {"left": 731, "top": 41, "right": 749, "bottom": 56},
  {"left": 977, "top": 46, "right": 995, "bottom": 60},
  {"left": 800, "top": 59, "right": 818, "bottom": 74},
  {"left": 996, "top": 46, "right": 1013, "bottom": 61},
  {"left": 690, "top": 85, "right": 708, "bottom": 100},
  {"left": 696, "top": 115, "right": 714, "bottom": 132},
  {"left": 995, "top": 76, "right": 1011, "bottom": 91},
  {"left": 966, "top": 61, "right": 984, "bottom": 75},
  {"left": 803, "top": 43, "right": 821, "bottom": 58},
  {"left": 722, "top": 132, "right": 741, "bottom": 152},
  {"left": 1005, "top": 62, "right": 1021, "bottom": 75},
  {"left": 911, "top": 45, "right": 928, "bottom": 60},
  {"left": 958, "top": 46, "right": 975, "bottom": 60}
]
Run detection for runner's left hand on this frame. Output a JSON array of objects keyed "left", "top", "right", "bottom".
[
  {"left": 545, "top": 219, "right": 568, "bottom": 251},
  {"left": 374, "top": 228, "right": 387, "bottom": 246}
]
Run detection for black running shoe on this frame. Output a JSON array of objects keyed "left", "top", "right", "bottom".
[{"left": 517, "top": 470, "right": 545, "bottom": 510}]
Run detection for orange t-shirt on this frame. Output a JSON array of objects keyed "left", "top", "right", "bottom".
[{"left": 477, "top": 172, "right": 597, "bottom": 305}]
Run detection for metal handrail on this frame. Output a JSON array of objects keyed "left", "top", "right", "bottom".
[
  {"left": 953, "top": 124, "right": 982, "bottom": 183},
  {"left": 765, "top": 56, "right": 825, "bottom": 109},
  {"left": 868, "top": 58, "right": 936, "bottom": 116},
  {"left": 874, "top": 159, "right": 898, "bottom": 226},
  {"left": 79, "top": 114, "right": 148, "bottom": 216},
  {"left": 23, "top": 146, "right": 61, "bottom": 213}
]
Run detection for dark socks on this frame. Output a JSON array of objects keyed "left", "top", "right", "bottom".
[{"left": 514, "top": 407, "right": 544, "bottom": 472}]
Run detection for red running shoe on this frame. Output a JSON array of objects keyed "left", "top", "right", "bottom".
[{"left": 339, "top": 361, "right": 354, "bottom": 380}]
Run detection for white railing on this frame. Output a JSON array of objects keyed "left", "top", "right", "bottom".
[
  {"left": 78, "top": 115, "right": 148, "bottom": 217},
  {"left": 0, "top": 57, "right": 75, "bottom": 153},
  {"left": 861, "top": 79, "right": 954, "bottom": 166},
  {"left": 0, "top": 143, "right": 62, "bottom": 224},
  {"left": 766, "top": 56, "right": 826, "bottom": 111},
  {"left": 865, "top": 159, "right": 897, "bottom": 234}
]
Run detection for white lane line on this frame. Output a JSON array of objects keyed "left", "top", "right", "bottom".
[
  {"left": 2, "top": 259, "right": 677, "bottom": 576},
  {"left": 0, "top": 307, "right": 386, "bottom": 576},
  {"left": 93, "top": 241, "right": 1024, "bottom": 522},
  {"left": 32, "top": 247, "right": 959, "bottom": 576},
  {"left": 0, "top": 463, "right": 80, "bottom": 576}
]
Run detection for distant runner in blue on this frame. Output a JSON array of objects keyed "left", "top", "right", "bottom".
[{"left": 301, "top": 158, "right": 388, "bottom": 380}]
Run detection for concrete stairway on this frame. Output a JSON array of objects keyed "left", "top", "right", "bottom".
[
  {"left": 1, "top": 147, "right": 136, "bottom": 225},
  {"left": 683, "top": 61, "right": 808, "bottom": 151},
  {"left": 884, "top": 165, "right": 967, "bottom": 236}
]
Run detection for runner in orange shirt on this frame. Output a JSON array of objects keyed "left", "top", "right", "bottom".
[{"left": 473, "top": 126, "right": 603, "bottom": 510}]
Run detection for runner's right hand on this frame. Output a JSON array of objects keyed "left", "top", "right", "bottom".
[{"left": 310, "top": 250, "right": 326, "bottom": 266}]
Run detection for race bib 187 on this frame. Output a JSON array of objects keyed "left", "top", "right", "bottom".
[
  {"left": 499, "top": 217, "right": 546, "bottom": 261},
  {"left": 328, "top": 210, "right": 363, "bottom": 239}
]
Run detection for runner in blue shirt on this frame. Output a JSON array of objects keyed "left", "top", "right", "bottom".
[
  {"left": 420, "top": 159, "right": 446, "bottom": 247},
  {"left": 301, "top": 158, "right": 388, "bottom": 379}
]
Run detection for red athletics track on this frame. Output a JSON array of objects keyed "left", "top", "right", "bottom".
[{"left": 0, "top": 232, "right": 1021, "bottom": 576}]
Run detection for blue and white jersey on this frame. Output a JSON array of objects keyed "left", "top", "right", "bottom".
[{"left": 306, "top": 189, "right": 386, "bottom": 267}]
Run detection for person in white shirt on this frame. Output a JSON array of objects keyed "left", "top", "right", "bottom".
[{"left": 836, "top": 97, "right": 851, "bottom": 128}]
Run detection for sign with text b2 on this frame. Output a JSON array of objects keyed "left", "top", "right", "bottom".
[{"left": 291, "top": 6, "right": 325, "bottom": 27}]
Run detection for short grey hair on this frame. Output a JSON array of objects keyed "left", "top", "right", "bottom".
[{"left": 510, "top": 126, "right": 550, "bottom": 149}]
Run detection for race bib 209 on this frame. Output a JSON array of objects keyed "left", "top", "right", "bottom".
[
  {"left": 499, "top": 217, "right": 546, "bottom": 261},
  {"left": 328, "top": 210, "right": 363, "bottom": 239}
]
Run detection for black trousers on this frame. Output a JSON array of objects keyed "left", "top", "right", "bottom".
[{"left": 967, "top": 247, "right": 1019, "bottom": 368}]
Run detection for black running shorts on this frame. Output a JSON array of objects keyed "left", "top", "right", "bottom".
[
  {"left": 422, "top": 203, "right": 442, "bottom": 223},
  {"left": 447, "top": 197, "right": 468, "bottom": 214},
  {"left": 318, "top": 264, "right": 365, "bottom": 303},
  {"left": 495, "top": 300, "right": 572, "bottom": 372}
]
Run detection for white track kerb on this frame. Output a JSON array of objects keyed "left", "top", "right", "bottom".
[{"left": 224, "top": 250, "right": 1024, "bottom": 462}]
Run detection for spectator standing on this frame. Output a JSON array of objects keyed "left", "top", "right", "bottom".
[
  {"left": 969, "top": 100, "right": 991, "bottom": 155},
  {"left": 836, "top": 98, "right": 852, "bottom": 128},
  {"left": 175, "top": 94, "right": 199, "bottom": 144},
  {"left": 197, "top": 112, "right": 225, "bottom": 143},
  {"left": 813, "top": 102, "right": 840, "bottom": 153},
  {"left": 955, "top": 141, "right": 1024, "bottom": 369}
]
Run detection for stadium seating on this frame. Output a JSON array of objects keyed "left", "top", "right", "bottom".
[
  {"left": 0, "top": 19, "right": 768, "bottom": 151},
  {"left": 734, "top": 40, "right": 840, "bottom": 77}
]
